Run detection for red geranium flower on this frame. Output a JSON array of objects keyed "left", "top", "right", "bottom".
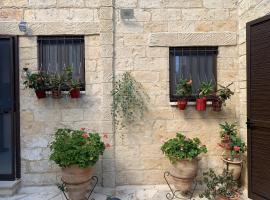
[
  {"left": 80, "top": 128, "right": 85, "bottom": 131},
  {"left": 82, "top": 133, "right": 89, "bottom": 139},
  {"left": 234, "top": 146, "right": 241, "bottom": 151}
]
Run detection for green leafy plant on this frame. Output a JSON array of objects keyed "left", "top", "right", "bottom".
[
  {"left": 23, "top": 70, "right": 49, "bottom": 91},
  {"left": 69, "top": 79, "right": 82, "bottom": 90},
  {"left": 161, "top": 132, "right": 207, "bottom": 163},
  {"left": 219, "top": 122, "right": 237, "bottom": 139},
  {"left": 198, "top": 81, "right": 214, "bottom": 98},
  {"left": 176, "top": 79, "right": 192, "bottom": 99},
  {"left": 229, "top": 135, "right": 247, "bottom": 158},
  {"left": 112, "top": 72, "right": 149, "bottom": 126},
  {"left": 50, "top": 128, "right": 105, "bottom": 168},
  {"left": 199, "top": 169, "right": 239, "bottom": 200},
  {"left": 216, "top": 82, "right": 234, "bottom": 105},
  {"left": 49, "top": 73, "right": 65, "bottom": 91}
]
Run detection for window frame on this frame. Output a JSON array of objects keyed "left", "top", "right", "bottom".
[
  {"left": 37, "top": 35, "right": 86, "bottom": 91},
  {"left": 169, "top": 46, "right": 218, "bottom": 102}
]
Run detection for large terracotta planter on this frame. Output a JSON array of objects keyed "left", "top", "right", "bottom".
[
  {"left": 62, "top": 166, "right": 94, "bottom": 200},
  {"left": 170, "top": 159, "right": 198, "bottom": 193},
  {"left": 222, "top": 157, "right": 243, "bottom": 180},
  {"left": 35, "top": 90, "right": 46, "bottom": 99},
  {"left": 196, "top": 98, "right": 206, "bottom": 111},
  {"left": 177, "top": 100, "right": 188, "bottom": 110},
  {"left": 216, "top": 192, "right": 240, "bottom": 200}
]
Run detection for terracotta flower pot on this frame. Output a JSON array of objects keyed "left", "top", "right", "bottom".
[
  {"left": 62, "top": 166, "right": 94, "bottom": 200},
  {"left": 52, "top": 89, "right": 62, "bottom": 99},
  {"left": 35, "top": 90, "right": 46, "bottom": 99},
  {"left": 222, "top": 157, "right": 243, "bottom": 180},
  {"left": 216, "top": 192, "right": 240, "bottom": 200},
  {"left": 196, "top": 97, "right": 206, "bottom": 111},
  {"left": 170, "top": 159, "right": 198, "bottom": 194},
  {"left": 212, "top": 99, "right": 222, "bottom": 112},
  {"left": 177, "top": 100, "right": 188, "bottom": 110},
  {"left": 70, "top": 88, "right": 80, "bottom": 98}
]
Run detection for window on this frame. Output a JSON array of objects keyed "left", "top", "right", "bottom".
[
  {"left": 169, "top": 47, "right": 218, "bottom": 102},
  {"left": 38, "top": 36, "right": 85, "bottom": 89}
]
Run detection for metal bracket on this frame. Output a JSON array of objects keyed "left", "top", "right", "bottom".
[
  {"left": 164, "top": 171, "right": 197, "bottom": 200},
  {"left": 58, "top": 176, "right": 98, "bottom": 200}
]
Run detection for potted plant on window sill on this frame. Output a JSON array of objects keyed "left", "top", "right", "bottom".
[
  {"left": 212, "top": 82, "right": 234, "bottom": 112},
  {"left": 161, "top": 132, "right": 207, "bottom": 194},
  {"left": 69, "top": 79, "right": 81, "bottom": 98},
  {"left": 218, "top": 122, "right": 237, "bottom": 151},
  {"left": 176, "top": 79, "right": 192, "bottom": 110},
  {"left": 221, "top": 135, "right": 247, "bottom": 180},
  {"left": 196, "top": 81, "right": 214, "bottom": 111},
  {"left": 49, "top": 74, "right": 64, "bottom": 99},
  {"left": 49, "top": 128, "right": 105, "bottom": 200},
  {"left": 23, "top": 69, "right": 49, "bottom": 99},
  {"left": 199, "top": 169, "right": 241, "bottom": 200}
]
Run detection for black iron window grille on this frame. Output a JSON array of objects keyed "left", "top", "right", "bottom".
[
  {"left": 169, "top": 46, "right": 218, "bottom": 102},
  {"left": 38, "top": 36, "right": 85, "bottom": 90}
]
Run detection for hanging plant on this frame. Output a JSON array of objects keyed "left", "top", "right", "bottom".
[{"left": 111, "top": 72, "right": 149, "bottom": 126}]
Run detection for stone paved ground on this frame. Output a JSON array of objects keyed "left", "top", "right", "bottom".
[{"left": 0, "top": 185, "right": 249, "bottom": 200}]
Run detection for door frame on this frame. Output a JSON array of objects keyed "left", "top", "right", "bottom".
[
  {"left": 247, "top": 14, "right": 270, "bottom": 200},
  {"left": 0, "top": 35, "right": 20, "bottom": 181}
]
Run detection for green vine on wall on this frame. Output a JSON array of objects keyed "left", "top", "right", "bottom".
[{"left": 111, "top": 72, "right": 149, "bottom": 127}]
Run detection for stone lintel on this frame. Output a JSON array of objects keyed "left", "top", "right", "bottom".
[
  {"left": 149, "top": 32, "right": 237, "bottom": 47},
  {"left": 0, "top": 22, "right": 99, "bottom": 36}
]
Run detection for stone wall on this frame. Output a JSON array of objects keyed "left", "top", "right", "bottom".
[
  {"left": 114, "top": 0, "right": 239, "bottom": 185},
  {"left": 237, "top": 0, "right": 270, "bottom": 187},
  {"left": 0, "top": 0, "right": 259, "bottom": 188}
]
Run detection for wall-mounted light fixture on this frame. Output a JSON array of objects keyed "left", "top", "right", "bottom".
[
  {"left": 18, "top": 21, "right": 28, "bottom": 33},
  {"left": 120, "top": 9, "right": 134, "bottom": 20}
]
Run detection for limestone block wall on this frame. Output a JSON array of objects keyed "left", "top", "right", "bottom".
[
  {"left": 0, "top": 0, "right": 115, "bottom": 187},
  {"left": 114, "top": 0, "right": 240, "bottom": 185},
  {"left": 237, "top": 0, "right": 270, "bottom": 187}
]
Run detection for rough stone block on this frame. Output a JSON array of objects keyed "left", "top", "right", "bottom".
[
  {"left": 0, "top": 8, "right": 23, "bottom": 21},
  {"left": 57, "top": 0, "right": 84, "bottom": 7},
  {"left": 139, "top": 0, "right": 161, "bottom": 8}
]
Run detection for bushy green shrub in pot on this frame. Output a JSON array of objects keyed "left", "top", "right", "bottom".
[
  {"left": 50, "top": 128, "right": 105, "bottom": 200},
  {"left": 161, "top": 133, "right": 207, "bottom": 193}
]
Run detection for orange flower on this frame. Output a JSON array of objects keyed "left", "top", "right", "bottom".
[
  {"left": 187, "top": 80, "right": 192, "bottom": 85},
  {"left": 82, "top": 133, "right": 89, "bottom": 139}
]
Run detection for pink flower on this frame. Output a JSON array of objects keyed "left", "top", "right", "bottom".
[
  {"left": 80, "top": 128, "right": 85, "bottom": 131},
  {"left": 103, "top": 134, "right": 108, "bottom": 139},
  {"left": 234, "top": 146, "right": 241, "bottom": 151},
  {"left": 106, "top": 143, "right": 111, "bottom": 148},
  {"left": 82, "top": 133, "right": 89, "bottom": 139}
]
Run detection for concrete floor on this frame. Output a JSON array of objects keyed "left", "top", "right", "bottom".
[{"left": 0, "top": 185, "right": 249, "bottom": 200}]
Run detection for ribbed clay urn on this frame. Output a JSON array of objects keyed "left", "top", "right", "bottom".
[
  {"left": 222, "top": 157, "right": 243, "bottom": 181},
  {"left": 216, "top": 192, "right": 240, "bottom": 200},
  {"left": 170, "top": 159, "right": 198, "bottom": 194},
  {"left": 62, "top": 166, "right": 93, "bottom": 200}
]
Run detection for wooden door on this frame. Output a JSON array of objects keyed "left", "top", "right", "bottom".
[
  {"left": 0, "top": 36, "right": 20, "bottom": 180},
  {"left": 247, "top": 15, "right": 270, "bottom": 200}
]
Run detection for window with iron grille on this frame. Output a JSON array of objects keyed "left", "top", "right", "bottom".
[
  {"left": 38, "top": 36, "right": 85, "bottom": 90},
  {"left": 169, "top": 47, "right": 218, "bottom": 102}
]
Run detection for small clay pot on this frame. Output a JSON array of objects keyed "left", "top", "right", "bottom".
[
  {"left": 52, "top": 89, "right": 62, "bottom": 99},
  {"left": 216, "top": 192, "right": 240, "bottom": 200},
  {"left": 177, "top": 100, "right": 188, "bottom": 110},
  {"left": 170, "top": 159, "right": 198, "bottom": 193},
  {"left": 196, "top": 97, "right": 206, "bottom": 111},
  {"left": 62, "top": 166, "right": 94, "bottom": 200},
  {"left": 212, "top": 99, "right": 222, "bottom": 112},
  {"left": 70, "top": 88, "right": 80, "bottom": 98},
  {"left": 35, "top": 90, "right": 46, "bottom": 99}
]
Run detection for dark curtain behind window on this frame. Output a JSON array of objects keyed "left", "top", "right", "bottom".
[
  {"left": 170, "top": 47, "right": 218, "bottom": 101},
  {"left": 38, "top": 36, "right": 85, "bottom": 85}
]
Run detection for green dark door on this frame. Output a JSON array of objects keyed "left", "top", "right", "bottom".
[{"left": 0, "top": 36, "right": 20, "bottom": 180}]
